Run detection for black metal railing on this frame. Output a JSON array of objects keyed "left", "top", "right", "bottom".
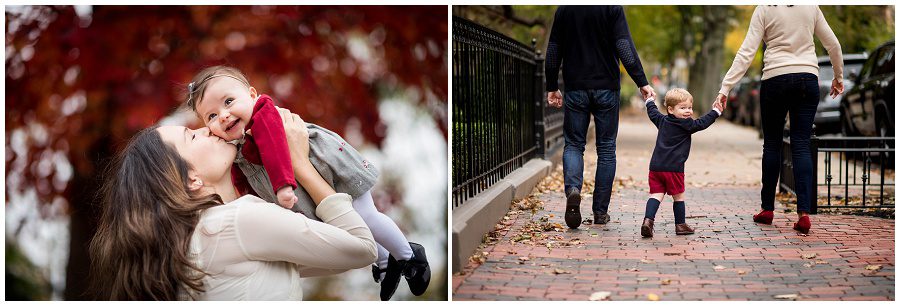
[
  {"left": 452, "top": 16, "right": 562, "bottom": 208},
  {"left": 780, "top": 133, "right": 895, "bottom": 213}
]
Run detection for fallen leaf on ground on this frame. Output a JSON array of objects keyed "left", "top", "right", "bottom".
[
  {"left": 815, "top": 260, "right": 827, "bottom": 264},
  {"left": 553, "top": 268, "right": 572, "bottom": 275},
  {"left": 713, "top": 265, "right": 726, "bottom": 271},
  {"left": 866, "top": 265, "right": 883, "bottom": 271},
  {"left": 647, "top": 293, "right": 660, "bottom": 301},
  {"left": 664, "top": 252, "right": 681, "bottom": 256},
  {"left": 802, "top": 253, "right": 817, "bottom": 259},
  {"left": 640, "top": 259, "right": 654, "bottom": 264},
  {"left": 589, "top": 291, "right": 611, "bottom": 301},
  {"left": 737, "top": 270, "right": 747, "bottom": 275},
  {"left": 774, "top": 294, "right": 799, "bottom": 300},
  {"left": 660, "top": 279, "right": 672, "bottom": 285}
]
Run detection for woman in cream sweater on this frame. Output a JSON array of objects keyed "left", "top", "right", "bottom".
[{"left": 715, "top": 5, "right": 844, "bottom": 234}]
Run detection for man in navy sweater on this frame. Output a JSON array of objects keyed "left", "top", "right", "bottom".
[{"left": 545, "top": 5, "right": 656, "bottom": 229}]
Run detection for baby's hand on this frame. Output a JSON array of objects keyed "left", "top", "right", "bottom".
[
  {"left": 276, "top": 186, "right": 298, "bottom": 209},
  {"left": 712, "top": 101, "right": 724, "bottom": 113}
]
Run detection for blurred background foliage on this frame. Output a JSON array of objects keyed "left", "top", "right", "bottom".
[
  {"left": 6, "top": 5, "right": 447, "bottom": 300},
  {"left": 454, "top": 5, "right": 894, "bottom": 111}
]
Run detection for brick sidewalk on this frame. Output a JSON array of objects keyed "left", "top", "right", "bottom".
[{"left": 452, "top": 174, "right": 895, "bottom": 301}]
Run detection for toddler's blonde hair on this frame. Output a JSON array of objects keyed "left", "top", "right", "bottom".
[{"left": 664, "top": 88, "right": 692, "bottom": 108}]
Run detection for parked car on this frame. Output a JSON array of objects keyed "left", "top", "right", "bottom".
[
  {"left": 840, "top": 41, "right": 894, "bottom": 138},
  {"left": 840, "top": 41, "right": 894, "bottom": 165},
  {"left": 814, "top": 53, "right": 868, "bottom": 134}
]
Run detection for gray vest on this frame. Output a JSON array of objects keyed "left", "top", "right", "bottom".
[{"left": 234, "top": 124, "right": 379, "bottom": 221}]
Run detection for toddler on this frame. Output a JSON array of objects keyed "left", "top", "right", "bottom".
[
  {"left": 641, "top": 88, "right": 723, "bottom": 237},
  {"left": 184, "top": 66, "right": 429, "bottom": 300}
]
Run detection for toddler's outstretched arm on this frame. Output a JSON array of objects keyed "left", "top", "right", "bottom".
[
  {"left": 683, "top": 107, "right": 721, "bottom": 133},
  {"left": 645, "top": 98, "right": 664, "bottom": 128},
  {"left": 249, "top": 95, "right": 299, "bottom": 206}
]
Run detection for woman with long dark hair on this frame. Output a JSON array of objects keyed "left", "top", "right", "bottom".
[
  {"left": 716, "top": 5, "right": 844, "bottom": 234},
  {"left": 90, "top": 110, "right": 377, "bottom": 300}
]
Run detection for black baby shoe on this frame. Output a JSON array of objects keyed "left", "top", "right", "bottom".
[{"left": 403, "top": 242, "right": 431, "bottom": 296}]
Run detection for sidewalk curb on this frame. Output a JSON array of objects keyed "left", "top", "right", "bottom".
[{"left": 451, "top": 158, "right": 552, "bottom": 273}]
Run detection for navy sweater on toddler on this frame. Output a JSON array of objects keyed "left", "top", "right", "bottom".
[{"left": 646, "top": 100, "right": 720, "bottom": 173}]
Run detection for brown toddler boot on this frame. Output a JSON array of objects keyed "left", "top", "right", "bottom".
[
  {"left": 640, "top": 218, "right": 654, "bottom": 238},
  {"left": 675, "top": 223, "right": 694, "bottom": 235}
]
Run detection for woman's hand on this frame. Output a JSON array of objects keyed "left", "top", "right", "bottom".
[
  {"left": 714, "top": 93, "right": 728, "bottom": 111},
  {"left": 830, "top": 78, "right": 844, "bottom": 98},
  {"left": 275, "top": 107, "right": 310, "bottom": 165},
  {"left": 273, "top": 106, "right": 336, "bottom": 206}
]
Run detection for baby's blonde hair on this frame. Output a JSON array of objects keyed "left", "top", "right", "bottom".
[{"left": 664, "top": 88, "right": 693, "bottom": 108}]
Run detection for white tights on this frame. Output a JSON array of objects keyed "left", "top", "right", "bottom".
[{"left": 351, "top": 190, "right": 413, "bottom": 268}]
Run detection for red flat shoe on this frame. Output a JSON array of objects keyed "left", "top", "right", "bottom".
[
  {"left": 753, "top": 210, "right": 774, "bottom": 225},
  {"left": 793, "top": 216, "right": 811, "bottom": 234}
]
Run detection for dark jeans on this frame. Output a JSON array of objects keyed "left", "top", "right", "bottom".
[
  {"left": 759, "top": 73, "right": 819, "bottom": 213},
  {"left": 562, "top": 89, "right": 619, "bottom": 215}
]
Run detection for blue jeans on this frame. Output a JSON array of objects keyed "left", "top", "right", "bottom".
[
  {"left": 562, "top": 89, "right": 619, "bottom": 215},
  {"left": 759, "top": 73, "right": 819, "bottom": 213}
]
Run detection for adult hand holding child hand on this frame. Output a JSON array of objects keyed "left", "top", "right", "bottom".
[
  {"left": 712, "top": 100, "right": 725, "bottom": 113},
  {"left": 714, "top": 93, "right": 728, "bottom": 111},
  {"left": 640, "top": 85, "right": 656, "bottom": 101}
]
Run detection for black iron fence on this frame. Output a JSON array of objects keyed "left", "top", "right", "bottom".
[
  {"left": 452, "top": 16, "right": 563, "bottom": 208},
  {"left": 780, "top": 133, "right": 895, "bottom": 213}
]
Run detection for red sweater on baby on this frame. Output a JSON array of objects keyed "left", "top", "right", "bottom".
[{"left": 231, "top": 94, "right": 297, "bottom": 197}]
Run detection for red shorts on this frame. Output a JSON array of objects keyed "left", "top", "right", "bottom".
[{"left": 648, "top": 171, "right": 685, "bottom": 195}]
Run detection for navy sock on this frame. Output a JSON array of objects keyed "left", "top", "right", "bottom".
[
  {"left": 674, "top": 201, "right": 686, "bottom": 224},
  {"left": 644, "top": 198, "right": 661, "bottom": 220}
]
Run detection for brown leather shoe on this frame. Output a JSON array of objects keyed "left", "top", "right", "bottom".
[
  {"left": 675, "top": 223, "right": 694, "bottom": 235},
  {"left": 640, "top": 218, "right": 654, "bottom": 238}
]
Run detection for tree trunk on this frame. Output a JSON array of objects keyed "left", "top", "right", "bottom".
[
  {"left": 687, "top": 6, "right": 729, "bottom": 114},
  {"left": 63, "top": 104, "right": 112, "bottom": 301}
]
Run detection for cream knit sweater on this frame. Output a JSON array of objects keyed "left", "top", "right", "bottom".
[{"left": 719, "top": 5, "right": 843, "bottom": 96}]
